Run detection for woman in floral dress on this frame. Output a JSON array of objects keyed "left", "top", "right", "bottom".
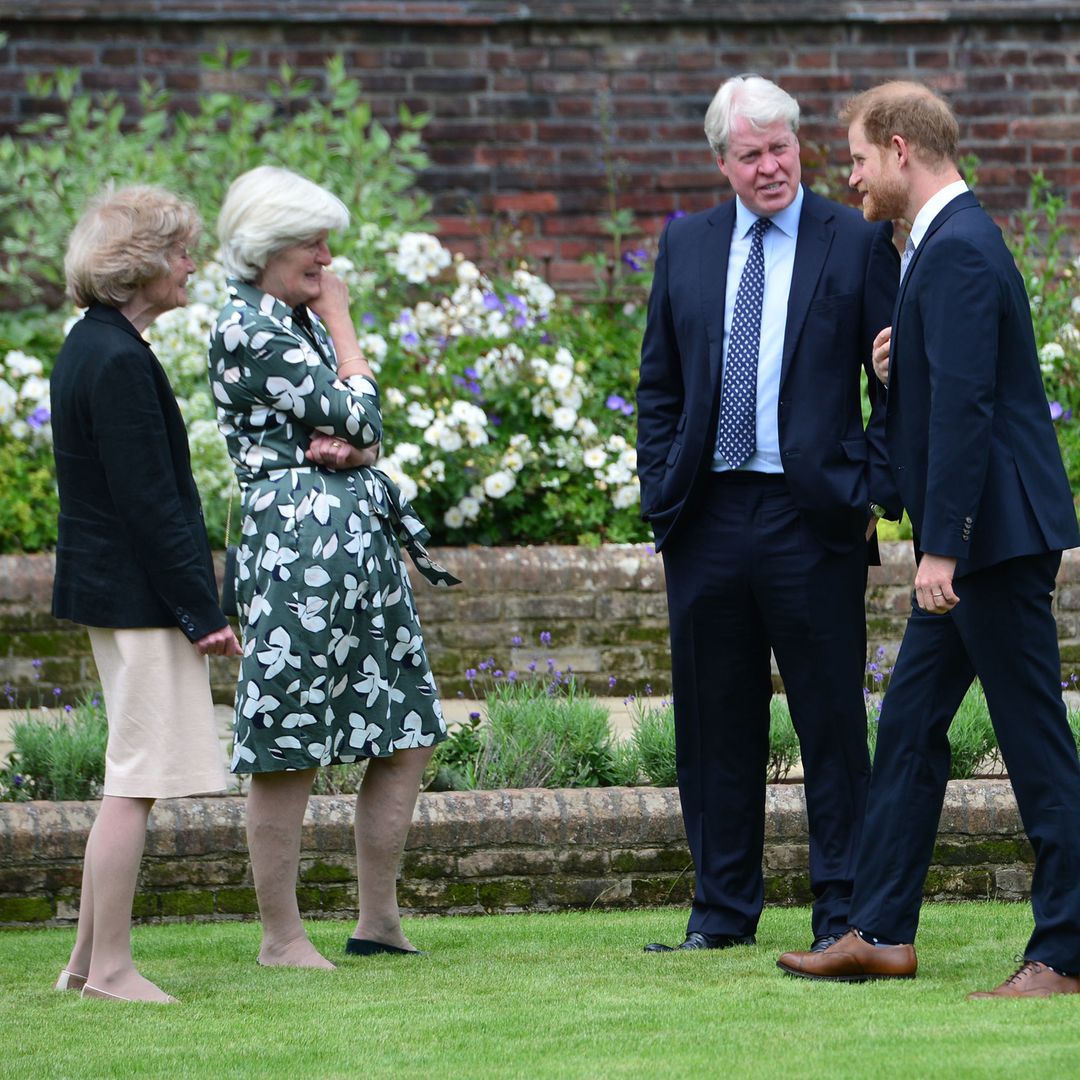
[{"left": 209, "top": 166, "right": 457, "bottom": 968}]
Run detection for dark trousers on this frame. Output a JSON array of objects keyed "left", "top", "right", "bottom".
[
  {"left": 850, "top": 552, "right": 1080, "bottom": 972},
  {"left": 662, "top": 473, "right": 872, "bottom": 939}
]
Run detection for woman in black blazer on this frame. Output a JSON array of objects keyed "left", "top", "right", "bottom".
[{"left": 50, "top": 185, "right": 241, "bottom": 1004}]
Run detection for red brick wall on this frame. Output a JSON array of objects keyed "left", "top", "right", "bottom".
[{"left": 0, "top": 2, "right": 1077, "bottom": 284}]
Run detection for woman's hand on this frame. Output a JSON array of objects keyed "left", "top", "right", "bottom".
[
  {"left": 307, "top": 433, "right": 380, "bottom": 470},
  {"left": 307, "top": 272, "right": 374, "bottom": 380},
  {"left": 195, "top": 624, "right": 243, "bottom": 656}
]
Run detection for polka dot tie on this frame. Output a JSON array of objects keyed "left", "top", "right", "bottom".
[{"left": 718, "top": 216, "right": 771, "bottom": 469}]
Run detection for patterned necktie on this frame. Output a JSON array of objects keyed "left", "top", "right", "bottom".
[
  {"left": 899, "top": 235, "right": 916, "bottom": 284},
  {"left": 718, "top": 217, "right": 771, "bottom": 469}
]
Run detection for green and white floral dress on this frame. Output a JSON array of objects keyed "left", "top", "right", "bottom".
[{"left": 208, "top": 279, "right": 458, "bottom": 773}]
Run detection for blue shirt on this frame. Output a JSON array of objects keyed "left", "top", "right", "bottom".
[{"left": 712, "top": 184, "right": 803, "bottom": 473}]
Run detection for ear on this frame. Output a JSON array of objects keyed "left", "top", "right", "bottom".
[
  {"left": 890, "top": 134, "right": 911, "bottom": 169},
  {"left": 716, "top": 154, "right": 730, "bottom": 180}
]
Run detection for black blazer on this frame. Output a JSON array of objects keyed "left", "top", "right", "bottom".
[
  {"left": 637, "top": 185, "right": 901, "bottom": 553},
  {"left": 886, "top": 191, "right": 1080, "bottom": 574},
  {"left": 50, "top": 303, "right": 226, "bottom": 640}
]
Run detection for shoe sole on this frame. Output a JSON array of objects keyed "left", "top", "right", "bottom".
[{"left": 776, "top": 962, "right": 916, "bottom": 983}]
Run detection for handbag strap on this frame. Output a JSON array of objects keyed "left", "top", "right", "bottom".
[{"left": 224, "top": 487, "right": 235, "bottom": 547}]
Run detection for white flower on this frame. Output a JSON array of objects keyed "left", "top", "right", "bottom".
[
  {"left": 456, "top": 259, "right": 481, "bottom": 285},
  {"left": 1039, "top": 341, "right": 1066, "bottom": 367},
  {"left": 483, "top": 470, "right": 515, "bottom": 499},
  {"left": 502, "top": 449, "right": 525, "bottom": 472},
  {"left": 3, "top": 350, "right": 43, "bottom": 378},
  {"left": 547, "top": 365, "right": 573, "bottom": 391},
  {"left": 390, "top": 232, "right": 452, "bottom": 284},
  {"left": 394, "top": 442, "right": 422, "bottom": 464},
  {"left": 612, "top": 481, "right": 640, "bottom": 510},
  {"left": 576, "top": 417, "right": 599, "bottom": 439},
  {"left": 407, "top": 402, "right": 435, "bottom": 428},
  {"left": 385, "top": 386, "right": 407, "bottom": 408},
  {"left": 554, "top": 346, "right": 574, "bottom": 368},
  {"left": 460, "top": 496, "right": 482, "bottom": 520},
  {"left": 552, "top": 406, "right": 577, "bottom": 432},
  {"left": 444, "top": 506, "right": 465, "bottom": 529},
  {"left": 0, "top": 380, "right": 17, "bottom": 424},
  {"left": 583, "top": 447, "right": 607, "bottom": 469}
]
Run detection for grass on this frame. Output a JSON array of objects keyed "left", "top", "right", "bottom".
[{"left": 2, "top": 905, "right": 1077, "bottom": 1079}]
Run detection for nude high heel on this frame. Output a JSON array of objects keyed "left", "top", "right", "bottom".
[{"left": 54, "top": 969, "right": 87, "bottom": 992}]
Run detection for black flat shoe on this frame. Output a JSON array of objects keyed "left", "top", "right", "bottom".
[
  {"left": 643, "top": 931, "right": 756, "bottom": 953},
  {"left": 810, "top": 934, "right": 844, "bottom": 953},
  {"left": 345, "top": 937, "right": 423, "bottom": 956}
]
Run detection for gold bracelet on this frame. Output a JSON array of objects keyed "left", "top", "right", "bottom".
[{"left": 337, "top": 354, "right": 364, "bottom": 369}]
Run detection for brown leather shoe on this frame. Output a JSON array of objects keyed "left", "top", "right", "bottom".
[
  {"left": 777, "top": 929, "right": 917, "bottom": 982},
  {"left": 968, "top": 960, "right": 1080, "bottom": 999}
]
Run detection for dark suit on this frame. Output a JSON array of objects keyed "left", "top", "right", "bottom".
[
  {"left": 50, "top": 302, "right": 225, "bottom": 640},
  {"left": 849, "top": 192, "right": 1080, "bottom": 971},
  {"left": 637, "top": 186, "right": 900, "bottom": 939}
]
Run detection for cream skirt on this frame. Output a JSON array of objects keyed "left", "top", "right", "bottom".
[{"left": 88, "top": 626, "right": 228, "bottom": 799}]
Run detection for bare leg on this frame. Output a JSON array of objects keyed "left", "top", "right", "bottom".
[
  {"left": 246, "top": 769, "right": 334, "bottom": 969},
  {"left": 79, "top": 796, "right": 176, "bottom": 1002},
  {"left": 351, "top": 746, "right": 434, "bottom": 949}
]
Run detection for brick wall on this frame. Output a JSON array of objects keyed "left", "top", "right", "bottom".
[
  {"left": 0, "top": 2, "right": 1076, "bottom": 285},
  {"left": 0, "top": 780, "right": 1037, "bottom": 927},
  {"left": 4, "top": 543, "right": 1080, "bottom": 707}
]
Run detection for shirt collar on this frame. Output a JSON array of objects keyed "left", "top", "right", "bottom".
[
  {"left": 735, "top": 182, "right": 804, "bottom": 239},
  {"left": 909, "top": 179, "right": 969, "bottom": 249}
]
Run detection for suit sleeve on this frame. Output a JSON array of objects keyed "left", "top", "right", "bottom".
[
  {"left": 861, "top": 220, "right": 902, "bottom": 518},
  {"left": 913, "top": 235, "right": 998, "bottom": 557},
  {"left": 90, "top": 347, "right": 227, "bottom": 641},
  {"left": 636, "top": 222, "right": 685, "bottom": 519}
]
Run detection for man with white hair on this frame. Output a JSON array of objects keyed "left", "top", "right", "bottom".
[{"left": 637, "top": 75, "right": 900, "bottom": 953}]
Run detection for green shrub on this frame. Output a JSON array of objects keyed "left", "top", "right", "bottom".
[
  {"left": 1, "top": 689, "right": 108, "bottom": 801},
  {"left": 629, "top": 698, "right": 677, "bottom": 788},
  {"left": 767, "top": 697, "right": 801, "bottom": 784}
]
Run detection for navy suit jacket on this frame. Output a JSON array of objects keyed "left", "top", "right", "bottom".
[
  {"left": 50, "top": 303, "right": 226, "bottom": 640},
  {"left": 637, "top": 185, "right": 900, "bottom": 553},
  {"left": 887, "top": 191, "right": 1079, "bottom": 575}
]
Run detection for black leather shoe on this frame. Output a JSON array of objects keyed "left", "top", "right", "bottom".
[
  {"left": 644, "top": 931, "right": 756, "bottom": 953},
  {"left": 811, "top": 934, "right": 843, "bottom": 953},
  {"left": 345, "top": 937, "right": 423, "bottom": 956}
]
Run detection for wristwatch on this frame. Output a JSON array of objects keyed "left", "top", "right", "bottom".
[{"left": 868, "top": 501, "right": 887, "bottom": 519}]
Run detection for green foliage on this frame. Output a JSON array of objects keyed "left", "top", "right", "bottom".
[
  {"left": 0, "top": 439, "right": 59, "bottom": 551},
  {"left": 0, "top": 49, "right": 430, "bottom": 306},
  {"left": 767, "top": 696, "right": 801, "bottom": 784},
  {"left": 452, "top": 679, "right": 617, "bottom": 790},
  {"left": 628, "top": 697, "right": 677, "bottom": 788},
  {"left": 1, "top": 688, "right": 108, "bottom": 801}
]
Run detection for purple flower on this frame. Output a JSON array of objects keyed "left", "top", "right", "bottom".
[
  {"left": 469, "top": 711, "right": 481, "bottom": 722},
  {"left": 1050, "top": 400, "right": 1065, "bottom": 421},
  {"left": 52, "top": 687, "right": 62, "bottom": 697},
  {"left": 12, "top": 775, "right": 23, "bottom": 788},
  {"left": 540, "top": 332, "right": 552, "bottom": 345},
  {"left": 608, "top": 675, "right": 617, "bottom": 689},
  {"left": 64, "top": 704, "right": 72, "bottom": 713},
  {"left": 27, "top": 406, "right": 50, "bottom": 430},
  {"left": 665, "top": 210, "right": 687, "bottom": 224},
  {"left": 510, "top": 635, "right": 522, "bottom": 647},
  {"left": 465, "top": 668, "right": 477, "bottom": 681},
  {"left": 507, "top": 671, "right": 518, "bottom": 682},
  {"left": 398, "top": 311, "right": 413, "bottom": 325},
  {"left": 401, "top": 332, "right": 419, "bottom": 347},
  {"left": 31, "top": 659, "right": 42, "bottom": 669},
  {"left": 606, "top": 394, "right": 627, "bottom": 412},
  {"left": 528, "top": 661, "right": 538, "bottom": 673},
  {"left": 506, "top": 293, "right": 527, "bottom": 313},
  {"left": 464, "top": 367, "right": 479, "bottom": 379},
  {"left": 622, "top": 249, "right": 648, "bottom": 272},
  {"left": 539, "top": 630, "right": 552, "bottom": 646},
  {"left": 494, "top": 669, "right": 504, "bottom": 678},
  {"left": 482, "top": 293, "right": 504, "bottom": 313},
  {"left": 362, "top": 312, "right": 376, "bottom": 326}
]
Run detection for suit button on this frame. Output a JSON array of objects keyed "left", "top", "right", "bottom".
[{"left": 964, "top": 516, "right": 973, "bottom": 524}]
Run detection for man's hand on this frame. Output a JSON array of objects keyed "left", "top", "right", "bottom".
[
  {"left": 873, "top": 325, "right": 892, "bottom": 387},
  {"left": 306, "top": 433, "right": 380, "bottom": 470},
  {"left": 195, "top": 624, "right": 242, "bottom": 656},
  {"left": 866, "top": 516, "right": 879, "bottom": 542},
  {"left": 913, "top": 552, "right": 959, "bottom": 614}
]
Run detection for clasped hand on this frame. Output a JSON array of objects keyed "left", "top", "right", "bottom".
[{"left": 306, "top": 433, "right": 380, "bottom": 471}]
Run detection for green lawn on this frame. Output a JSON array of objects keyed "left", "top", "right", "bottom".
[{"left": 2, "top": 904, "right": 1076, "bottom": 1079}]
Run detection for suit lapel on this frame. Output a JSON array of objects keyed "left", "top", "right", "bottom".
[
  {"left": 701, "top": 202, "right": 734, "bottom": 389},
  {"left": 781, "top": 187, "right": 833, "bottom": 386}
]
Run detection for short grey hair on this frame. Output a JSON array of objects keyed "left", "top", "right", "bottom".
[
  {"left": 216, "top": 165, "right": 350, "bottom": 281},
  {"left": 704, "top": 75, "right": 801, "bottom": 157}
]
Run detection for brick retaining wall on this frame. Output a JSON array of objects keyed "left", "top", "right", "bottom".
[
  {"left": 0, "top": 780, "right": 1035, "bottom": 928},
  {"left": 0, "top": 2, "right": 1076, "bottom": 284},
  {"left": 4, "top": 543, "right": 1080, "bottom": 706},
  {"left": 4, "top": 543, "right": 1080, "bottom": 705}
]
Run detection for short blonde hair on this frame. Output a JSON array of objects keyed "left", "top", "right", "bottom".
[
  {"left": 216, "top": 165, "right": 350, "bottom": 281},
  {"left": 64, "top": 185, "right": 201, "bottom": 308},
  {"left": 704, "top": 75, "right": 800, "bottom": 157}
]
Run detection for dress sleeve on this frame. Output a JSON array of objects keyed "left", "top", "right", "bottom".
[{"left": 211, "top": 307, "right": 382, "bottom": 450}]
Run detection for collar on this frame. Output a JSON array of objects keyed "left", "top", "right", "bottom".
[
  {"left": 909, "top": 179, "right": 969, "bottom": 249},
  {"left": 734, "top": 182, "right": 804, "bottom": 240}
]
